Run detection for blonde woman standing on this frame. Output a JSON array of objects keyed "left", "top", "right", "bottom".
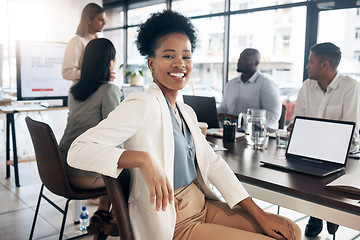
[{"left": 62, "top": 3, "right": 106, "bottom": 82}]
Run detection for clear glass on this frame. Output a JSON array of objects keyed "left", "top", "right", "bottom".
[
  {"left": 276, "top": 129, "right": 289, "bottom": 148},
  {"left": 178, "top": 16, "right": 224, "bottom": 103},
  {"left": 231, "top": 0, "right": 304, "bottom": 11},
  {"left": 172, "top": 0, "right": 225, "bottom": 17},
  {"left": 244, "top": 109, "right": 267, "bottom": 148},
  {"left": 318, "top": 8, "right": 360, "bottom": 82}
]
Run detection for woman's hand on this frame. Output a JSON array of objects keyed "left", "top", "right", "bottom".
[
  {"left": 256, "top": 212, "right": 296, "bottom": 240},
  {"left": 118, "top": 150, "right": 173, "bottom": 212},
  {"left": 239, "top": 197, "right": 297, "bottom": 240},
  {"left": 139, "top": 153, "right": 173, "bottom": 211}
]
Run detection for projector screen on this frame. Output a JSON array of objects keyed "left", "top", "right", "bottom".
[{"left": 16, "top": 41, "right": 72, "bottom": 105}]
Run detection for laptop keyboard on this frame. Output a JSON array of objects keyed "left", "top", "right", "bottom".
[
  {"left": 286, "top": 158, "right": 334, "bottom": 171},
  {"left": 262, "top": 157, "right": 342, "bottom": 176}
]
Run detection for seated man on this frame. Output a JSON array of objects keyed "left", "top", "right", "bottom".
[
  {"left": 288, "top": 42, "right": 360, "bottom": 237},
  {"left": 218, "top": 48, "right": 282, "bottom": 130}
]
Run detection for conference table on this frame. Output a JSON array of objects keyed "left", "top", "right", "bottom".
[{"left": 207, "top": 135, "right": 360, "bottom": 231}]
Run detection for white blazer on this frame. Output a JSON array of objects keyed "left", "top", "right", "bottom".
[{"left": 68, "top": 82, "right": 249, "bottom": 240}]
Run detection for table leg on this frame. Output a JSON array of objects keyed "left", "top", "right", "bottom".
[
  {"left": 5, "top": 113, "right": 10, "bottom": 179},
  {"left": 5, "top": 112, "right": 20, "bottom": 187},
  {"left": 9, "top": 113, "right": 20, "bottom": 187}
]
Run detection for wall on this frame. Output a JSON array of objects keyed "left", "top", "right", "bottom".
[{"left": 0, "top": 0, "right": 102, "bottom": 88}]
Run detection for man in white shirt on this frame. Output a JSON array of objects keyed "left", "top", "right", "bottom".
[
  {"left": 288, "top": 42, "right": 360, "bottom": 237},
  {"left": 218, "top": 48, "right": 281, "bottom": 130}
]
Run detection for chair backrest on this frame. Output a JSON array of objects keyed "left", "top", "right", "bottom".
[
  {"left": 278, "top": 104, "right": 287, "bottom": 129},
  {"left": 102, "top": 172, "right": 134, "bottom": 240},
  {"left": 25, "top": 116, "right": 75, "bottom": 197}
]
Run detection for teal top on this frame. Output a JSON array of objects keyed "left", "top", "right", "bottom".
[{"left": 166, "top": 99, "right": 197, "bottom": 190}]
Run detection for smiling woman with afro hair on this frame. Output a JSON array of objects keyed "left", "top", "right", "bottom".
[
  {"left": 136, "top": 10, "right": 197, "bottom": 58},
  {"left": 67, "top": 10, "right": 302, "bottom": 240}
]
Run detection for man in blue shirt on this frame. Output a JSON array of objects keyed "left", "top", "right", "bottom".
[{"left": 218, "top": 48, "right": 281, "bottom": 130}]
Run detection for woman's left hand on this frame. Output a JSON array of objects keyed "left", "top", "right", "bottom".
[
  {"left": 257, "top": 212, "right": 296, "bottom": 240},
  {"left": 239, "top": 197, "right": 297, "bottom": 240}
]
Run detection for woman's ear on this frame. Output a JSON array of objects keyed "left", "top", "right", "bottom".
[
  {"left": 110, "top": 59, "right": 115, "bottom": 69},
  {"left": 147, "top": 57, "right": 153, "bottom": 72}
]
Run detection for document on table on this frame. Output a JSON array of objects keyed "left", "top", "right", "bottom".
[
  {"left": 207, "top": 141, "right": 227, "bottom": 151},
  {"left": 325, "top": 174, "right": 360, "bottom": 195}
]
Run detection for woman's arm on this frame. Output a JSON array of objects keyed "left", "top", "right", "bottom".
[
  {"left": 239, "top": 197, "right": 296, "bottom": 240},
  {"left": 62, "top": 37, "right": 84, "bottom": 81},
  {"left": 118, "top": 151, "right": 173, "bottom": 212}
]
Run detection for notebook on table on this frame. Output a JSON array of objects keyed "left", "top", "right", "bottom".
[
  {"left": 260, "top": 116, "right": 355, "bottom": 177},
  {"left": 183, "top": 95, "right": 220, "bottom": 129}
]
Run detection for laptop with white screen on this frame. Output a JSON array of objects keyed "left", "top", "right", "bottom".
[{"left": 260, "top": 116, "right": 355, "bottom": 177}]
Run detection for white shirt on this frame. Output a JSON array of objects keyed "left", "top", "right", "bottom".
[
  {"left": 218, "top": 71, "right": 282, "bottom": 129},
  {"left": 291, "top": 73, "right": 360, "bottom": 150},
  {"left": 62, "top": 34, "right": 96, "bottom": 81}
]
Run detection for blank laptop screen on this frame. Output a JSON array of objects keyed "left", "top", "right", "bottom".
[{"left": 287, "top": 117, "right": 354, "bottom": 164}]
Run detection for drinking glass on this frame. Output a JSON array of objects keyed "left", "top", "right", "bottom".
[{"left": 244, "top": 109, "right": 267, "bottom": 147}]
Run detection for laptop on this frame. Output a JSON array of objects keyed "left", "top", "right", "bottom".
[
  {"left": 260, "top": 116, "right": 355, "bottom": 177},
  {"left": 183, "top": 95, "right": 220, "bottom": 128}
]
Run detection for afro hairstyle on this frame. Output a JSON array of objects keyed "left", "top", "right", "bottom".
[{"left": 136, "top": 10, "right": 197, "bottom": 57}]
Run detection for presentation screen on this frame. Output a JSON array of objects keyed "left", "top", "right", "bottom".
[{"left": 16, "top": 41, "right": 72, "bottom": 105}]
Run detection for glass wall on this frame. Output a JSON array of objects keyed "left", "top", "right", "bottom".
[
  {"left": 1, "top": 0, "right": 47, "bottom": 89},
  {"left": 179, "top": 16, "right": 224, "bottom": 102},
  {"left": 231, "top": 0, "right": 305, "bottom": 11},
  {"left": 229, "top": 7, "right": 306, "bottom": 86},
  {"left": 318, "top": 8, "right": 360, "bottom": 81}
]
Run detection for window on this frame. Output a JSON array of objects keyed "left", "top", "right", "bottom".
[
  {"left": 1, "top": 1, "right": 47, "bottom": 89},
  {"left": 355, "top": 51, "right": 360, "bottom": 62},
  {"left": 231, "top": 0, "right": 304, "bottom": 11},
  {"left": 178, "top": 16, "right": 224, "bottom": 102},
  {"left": 103, "top": 29, "right": 125, "bottom": 85},
  {"left": 172, "top": 0, "right": 225, "bottom": 17},
  {"left": 318, "top": 8, "right": 360, "bottom": 81},
  {"left": 128, "top": 3, "right": 166, "bottom": 26},
  {"left": 356, "top": 28, "right": 360, "bottom": 39},
  {"left": 105, "top": 7, "right": 124, "bottom": 29},
  {"left": 229, "top": 7, "right": 306, "bottom": 85}
]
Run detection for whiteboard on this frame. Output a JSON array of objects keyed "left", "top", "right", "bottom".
[{"left": 16, "top": 41, "right": 72, "bottom": 101}]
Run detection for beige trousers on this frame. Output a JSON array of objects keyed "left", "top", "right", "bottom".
[{"left": 173, "top": 182, "right": 301, "bottom": 240}]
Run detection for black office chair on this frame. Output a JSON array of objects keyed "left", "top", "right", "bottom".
[
  {"left": 25, "top": 117, "right": 107, "bottom": 240},
  {"left": 102, "top": 171, "right": 134, "bottom": 240}
]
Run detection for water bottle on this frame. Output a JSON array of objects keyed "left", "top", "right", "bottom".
[{"left": 79, "top": 206, "right": 89, "bottom": 231}]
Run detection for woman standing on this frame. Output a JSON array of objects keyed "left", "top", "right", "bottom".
[
  {"left": 60, "top": 38, "right": 120, "bottom": 238},
  {"left": 68, "top": 10, "right": 301, "bottom": 240},
  {"left": 62, "top": 3, "right": 106, "bottom": 82}
]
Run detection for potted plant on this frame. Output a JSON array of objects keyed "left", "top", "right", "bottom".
[{"left": 119, "top": 64, "right": 147, "bottom": 86}]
